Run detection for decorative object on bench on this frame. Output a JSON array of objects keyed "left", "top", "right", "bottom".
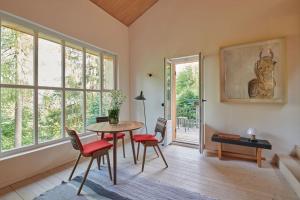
[
  {"left": 134, "top": 90, "right": 148, "bottom": 133},
  {"left": 220, "top": 38, "right": 286, "bottom": 103},
  {"left": 212, "top": 133, "right": 272, "bottom": 167},
  {"left": 246, "top": 128, "right": 257, "bottom": 142},
  {"left": 108, "top": 90, "right": 126, "bottom": 124},
  {"left": 65, "top": 127, "right": 113, "bottom": 195}
]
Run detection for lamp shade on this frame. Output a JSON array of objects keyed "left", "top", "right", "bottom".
[{"left": 134, "top": 91, "right": 146, "bottom": 100}]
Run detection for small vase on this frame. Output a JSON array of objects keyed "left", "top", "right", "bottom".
[{"left": 108, "top": 109, "right": 119, "bottom": 124}]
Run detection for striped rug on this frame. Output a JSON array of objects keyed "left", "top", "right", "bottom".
[{"left": 35, "top": 167, "right": 216, "bottom": 200}]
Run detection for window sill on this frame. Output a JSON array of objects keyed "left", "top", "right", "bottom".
[{"left": 0, "top": 132, "right": 96, "bottom": 161}]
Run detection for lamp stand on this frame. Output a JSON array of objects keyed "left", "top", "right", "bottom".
[{"left": 143, "top": 100, "right": 148, "bottom": 133}]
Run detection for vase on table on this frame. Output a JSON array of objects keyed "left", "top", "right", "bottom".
[{"left": 108, "top": 109, "right": 119, "bottom": 124}]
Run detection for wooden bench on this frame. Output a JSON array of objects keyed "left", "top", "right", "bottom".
[{"left": 211, "top": 134, "right": 272, "bottom": 167}]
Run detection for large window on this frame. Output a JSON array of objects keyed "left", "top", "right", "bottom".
[{"left": 0, "top": 15, "right": 116, "bottom": 156}]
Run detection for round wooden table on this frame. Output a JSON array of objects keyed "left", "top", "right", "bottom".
[{"left": 86, "top": 121, "right": 144, "bottom": 185}]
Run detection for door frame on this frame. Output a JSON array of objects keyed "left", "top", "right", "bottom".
[{"left": 164, "top": 54, "right": 205, "bottom": 152}]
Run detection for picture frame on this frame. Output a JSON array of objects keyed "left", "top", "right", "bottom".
[{"left": 220, "top": 38, "right": 287, "bottom": 103}]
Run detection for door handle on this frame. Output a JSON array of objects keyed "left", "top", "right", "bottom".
[{"left": 202, "top": 99, "right": 207, "bottom": 102}]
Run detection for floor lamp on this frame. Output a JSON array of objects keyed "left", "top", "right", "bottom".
[{"left": 134, "top": 91, "right": 148, "bottom": 133}]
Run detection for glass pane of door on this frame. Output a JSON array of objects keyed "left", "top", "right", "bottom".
[{"left": 164, "top": 59, "right": 172, "bottom": 120}]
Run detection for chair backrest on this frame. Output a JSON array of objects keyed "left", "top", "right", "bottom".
[
  {"left": 96, "top": 116, "right": 109, "bottom": 123},
  {"left": 154, "top": 117, "right": 168, "bottom": 143},
  {"left": 65, "top": 127, "right": 83, "bottom": 152}
]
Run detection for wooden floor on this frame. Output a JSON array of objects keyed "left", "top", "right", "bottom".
[{"left": 0, "top": 144, "right": 298, "bottom": 200}]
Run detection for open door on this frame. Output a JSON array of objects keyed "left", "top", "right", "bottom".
[
  {"left": 164, "top": 58, "right": 173, "bottom": 146},
  {"left": 164, "top": 55, "right": 205, "bottom": 151},
  {"left": 199, "top": 53, "right": 205, "bottom": 153}
]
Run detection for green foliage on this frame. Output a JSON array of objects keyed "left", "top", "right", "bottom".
[
  {"left": 176, "top": 66, "right": 199, "bottom": 120},
  {"left": 109, "top": 90, "right": 126, "bottom": 110}
]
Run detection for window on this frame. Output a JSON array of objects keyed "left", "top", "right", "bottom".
[
  {"left": 0, "top": 13, "right": 116, "bottom": 156},
  {"left": 0, "top": 88, "right": 34, "bottom": 151},
  {"left": 38, "top": 90, "right": 62, "bottom": 143},
  {"left": 38, "top": 37, "right": 62, "bottom": 87},
  {"left": 103, "top": 54, "right": 115, "bottom": 90},
  {"left": 86, "top": 51, "right": 100, "bottom": 90},
  {"left": 65, "top": 46, "right": 83, "bottom": 89},
  {"left": 1, "top": 26, "right": 34, "bottom": 85}
]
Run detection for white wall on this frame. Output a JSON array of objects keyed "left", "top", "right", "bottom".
[
  {"left": 0, "top": 0, "right": 129, "bottom": 188},
  {"left": 129, "top": 0, "right": 300, "bottom": 158}
]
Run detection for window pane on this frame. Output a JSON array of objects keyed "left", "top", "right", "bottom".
[
  {"left": 38, "top": 90, "right": 62, "bottom": 143},
  {"left": 1, "top": 26, "right": 34, "bottom": 85},
  {"left": 65, "top": 46, "right": 83, "bottom": 88},
  {"left": 65, "top": 91, "right": 84, "bottom": 132},
  {"left": 103, "top": 55, "right": 114, "bottom": 90},
  {"left": 86, "top": 92, "right": 101, "bottom": 125},
  {"left": 0, "top": 88, "right": 34, "bottom": 151},
  {"left": 38, "top": 38, "right": 62, "bottom": 87},
  {"left": 102, "top": 92, "right": 112, "bottom": 116},
  {"left": 86, "top": 52, "right": 100, "bottom": 90}
]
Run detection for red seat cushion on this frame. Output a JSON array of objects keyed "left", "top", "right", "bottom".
[
  {"left": 104, "top": 132, "right": 125, "bottom": 140},
  {"left": 133, "top": 134, "right": 158, "bottom": 142},
  {"left": 82, "top": 140, "right": 113, "bottom": 156}
]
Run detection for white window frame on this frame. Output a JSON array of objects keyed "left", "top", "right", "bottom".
[{"left": 0, "top": 11, "right": 117, "bottom": 158}]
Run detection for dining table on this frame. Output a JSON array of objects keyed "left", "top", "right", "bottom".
[{"left": 86, "top": 121, "right": 144, "bottom": 185}]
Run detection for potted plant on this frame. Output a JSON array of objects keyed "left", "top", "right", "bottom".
[{"left": 108, "top": 90, "right": 126, "bottom": 124}]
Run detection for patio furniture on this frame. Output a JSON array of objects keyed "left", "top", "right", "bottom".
[
  {"left": 96, "top": 116, "right": 126, "bottom": 158},
  {"left": 65, "top": 127, "right": 113, "bottom": 195},
  {"left": 133, "top": 118, "right": 168, "bottom": 172},
  {"left": 212, "top": 133, "right": 272, "bottom": 167},
  {"left": 86, "top": 121, "right": 144, "bottom": 184}
]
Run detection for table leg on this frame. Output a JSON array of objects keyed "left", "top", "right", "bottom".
[
  {"left": 129, "top": 130, "right": 137, "bottom": 164},
  {"left": 113, "top": 133, "right": 117, "bottom": 185},
  {"left": 256, "top": 148, "right": 262, "bottom": 168},
  {"left": 218, "top": 143, "right": 222, "bottom": 160}
]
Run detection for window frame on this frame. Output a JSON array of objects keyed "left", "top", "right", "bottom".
[{"left": 0, "top": 11, "right": 117, "bottom": 158}]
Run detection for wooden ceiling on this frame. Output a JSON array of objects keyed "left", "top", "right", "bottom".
[{"left": 90, "top": 0, "right": 159, "bottom": 26}]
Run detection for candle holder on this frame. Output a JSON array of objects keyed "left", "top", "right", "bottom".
[{"left": 247, "top": 128, "right": 257, "bottom": 142}]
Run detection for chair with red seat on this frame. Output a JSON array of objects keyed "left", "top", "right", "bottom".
[
  {"left": 65, "top": 127, "right": 112, "bottom": 195},
  {"left": 96, "top": 116, "right": 126, "bottom": 158},
  {"left": 133, "top": 117, "right": 168, "bottom": 172}
]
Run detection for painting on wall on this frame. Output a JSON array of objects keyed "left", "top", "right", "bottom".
[{"left": 220, "top": 38, "right": 286, "bottom": 103}]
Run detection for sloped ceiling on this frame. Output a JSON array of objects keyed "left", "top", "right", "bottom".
[{"left": 90, "top": 0, "right": 159, "bottom": 26}]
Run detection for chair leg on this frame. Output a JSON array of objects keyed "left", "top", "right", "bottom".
[
  {"left": 156, "top": 144, "right": 168, "bottom": 168},
  {"left": 103, "top": 155, "right": 105, "bottom": 164},
  {"left": 153, "top": 146, "right": 159, "bottom": 157},
  {"left": 137, "top": 142, "right": 140, "bottom": 160},
  {"left": 142, "top": 146, "right": 147, "bottom": 172},
  {"left": 122, "top": 137, "right": 126, "bottom": 158},
  {"left": 106, "top": 152, "right": 112, "bottom": 181},
  {"left": 77, "top": 157, "right": 94, "bottom": 195},
  {"left": 69, "top": 153, "right": 81, "bottom": 181},
  {"left": 97, "top": 156, "right": 101, "bottom": 170}
]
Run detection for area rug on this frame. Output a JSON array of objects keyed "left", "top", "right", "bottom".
[{"left": 35, "top": 167, "right": 216, "bottom": 200}]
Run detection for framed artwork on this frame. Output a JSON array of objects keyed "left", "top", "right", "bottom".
[{"left": 220, "top": 38, "right": 286, "bottom": 103}]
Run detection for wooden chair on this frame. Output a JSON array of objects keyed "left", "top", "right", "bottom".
[
  {"left": 133, "top": 117, "right": 168, "bottom": 172},
  {"left": 96, "top": 116, "right": 126, "bottom": 158},
  {"left": 65, "top": 127, "right": 112, "bottom": 195}
]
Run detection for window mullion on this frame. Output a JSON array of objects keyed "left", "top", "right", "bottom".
[
  {"left": 34, "top": 31, "right": 39, "bottom": 145},
  {"left": 61, "top": 41, "right": 66, "bottom": 138},
  {"left": 83, "top": 48, "right": 86, "bottom": 133}
]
